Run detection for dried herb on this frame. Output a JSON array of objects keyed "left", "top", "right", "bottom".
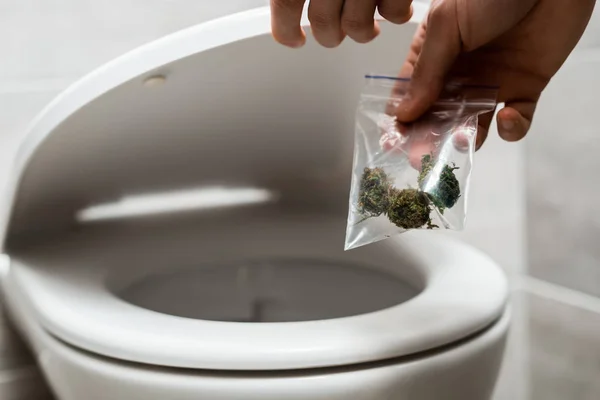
[
  {"left": 418, "top": 154, "right": 461, "bottom": 213},
  {"left": 357, "top": 167, "right": 392, "bottom": 218},
  {"left": 356, "top": 157, "right": 461, "bottom": 231},
  {"left": 387, "top": 188, "right": 437, "bottom": 229}
]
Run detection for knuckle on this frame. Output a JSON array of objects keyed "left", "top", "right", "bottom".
[{"left": 409, "top": 40, "right": 421, "bottom": 55}]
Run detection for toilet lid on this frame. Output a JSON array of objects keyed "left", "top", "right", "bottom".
[
  {"left": 7, "top": 219, "right": 508, "bottom": 371},
  {"left": 0, "top": 5, "right": 430, "bottom": 249}
]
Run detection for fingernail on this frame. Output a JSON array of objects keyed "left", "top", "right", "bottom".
[
  {"left": 500, "top": 118, "right": 515, "bottom": 132},
  {"left": 396, "top": 96, "right": 412, "bottom": 119}
]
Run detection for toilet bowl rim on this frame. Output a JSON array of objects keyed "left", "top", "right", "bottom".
[
  {"left": 36, "top": 303, "right": 513, "bottom": 378},
  {"left": 4, "top": 232, "right": 509, "bottom": 371}
]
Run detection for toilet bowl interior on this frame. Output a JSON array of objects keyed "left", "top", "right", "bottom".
[
  {"left": 14, "top": 207, "right": 428, "bottom": 324},
  {"left": 117, "top": 257, "right": 418, "bottom": 323},
  {"left": 105, "top": 213, "right": 425, "bottom": 323}
]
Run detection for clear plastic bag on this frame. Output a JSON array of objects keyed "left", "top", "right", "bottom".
[{"left": 345, "top": 75, "right": 498, "bottom": 250}]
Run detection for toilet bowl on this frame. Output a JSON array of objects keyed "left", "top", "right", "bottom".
[{"left": 0, "top": 5, "right": 510, "bottom": 400}]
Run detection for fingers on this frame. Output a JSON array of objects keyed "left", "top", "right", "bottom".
[
  {"left": 408, "top": 136, "right": 435, "bottom": 170},
  {"left": 398, "top": 19, "right": 426, "bottom": 78},
  {"left": 308, "top": 0, "right": 346, "bottom": 47},
  {"left": 399, "top": 120, "right": 439, "bottom": 170},
  {"left": 310, "top": 0, "right": 380, "bottom": 47},
  {"left": 272, "top": 0, "right": 415, "bottom": 48},
  {"left": 385, "top": 20, "right": 425, "bottom": 117},
  {"left": 271, "top": 0, "right": 307, "bottom": 48},
  {"left": 377, "top": 0, "right": 413, "bottom": 24},
  {"left": 341, "top": 0, "right": 380, "bottom": 43},
  {"left": 448, "top": 109, "right": 494, "bottom": 153},
  {"left": 396, "top": 1, "right": 462, "bottom": 122},
  {"left": 497, "top": 101, "right": 537, "bottom": 142},
  {"left": 476, "top": 111, "right": 495, "bottom": 150}
]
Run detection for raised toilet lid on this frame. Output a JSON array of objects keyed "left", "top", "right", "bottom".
[{"left": 1, "top": 5, "right": 508, "bottom": 370}]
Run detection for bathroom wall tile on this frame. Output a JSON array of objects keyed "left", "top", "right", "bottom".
[
  {"left": 527, "top": 291, "right": 600, "bottom": 400},
  {"left": 0, "top": 0, "right": 267, "bottom": 85},
  {"left": 526, "top": 52, "right": 600, "bottom": 296},
  {"left": 0, "top": 89, "right": 62, "bottom": 142},
  {"left": 0, "top": 367, "right": 55, "bottom": 400}
]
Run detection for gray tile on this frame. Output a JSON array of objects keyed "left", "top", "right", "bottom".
[
  {"left": 526, "top": 52, "right": 600, "bottom": 296},
  {"left": 0, "top": 306, "right": 36, "bottom": 371},
  {"left": 528, "top": 291, "right": 600, "bottom": 400},
  {"left": 0, "top": 367, "right": 55, "bottom": 400},
  {"left": 0, "top": 0, "right": 267, "bottom": 84},
  {"left": 0, "top": 90, "right": 62, "bottom": 141}
]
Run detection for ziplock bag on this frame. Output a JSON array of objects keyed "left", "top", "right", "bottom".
[{"left": 345, "top": 75, "right": 498, "bottom": 250}]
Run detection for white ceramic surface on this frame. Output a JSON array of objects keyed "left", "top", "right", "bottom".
[
  {"left": 4, "top": 217, "right": 507, "bottom": 370},
  {"left": 3, "top": 277, "right": 510, "bottom": 400}
]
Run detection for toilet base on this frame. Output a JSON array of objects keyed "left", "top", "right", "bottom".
[{"left": 4, "top": 284, "right": 510, "bottom": 400}]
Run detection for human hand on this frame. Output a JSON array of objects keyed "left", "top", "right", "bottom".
[
  {"left": 395, "top": 0, "right": 596, "bottom": 150},
  {"left": 269, "top": 0, "right": 414, "bottom": 48}
]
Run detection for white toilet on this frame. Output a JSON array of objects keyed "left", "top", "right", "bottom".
[{"left": 0, "top": 5, "right": 510, "bottom": 400}]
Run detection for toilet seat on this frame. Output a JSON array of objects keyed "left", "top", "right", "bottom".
[{"left": 6, "top": 218, "right": 507, "bottom": 371}]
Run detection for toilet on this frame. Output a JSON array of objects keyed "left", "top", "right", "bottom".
[{"left": 0, "top": 5, "right": 510, "bottom": 400}]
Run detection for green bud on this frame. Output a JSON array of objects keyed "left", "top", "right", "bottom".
[
  {"left": 387, "top": 188, "right": 437, "bottom": 230},
  {"left": 418, "top": 154, "right": 461, "bottom": 212},
  {"left": 357, "top": 167, "right": 393, "bottom": 218}
]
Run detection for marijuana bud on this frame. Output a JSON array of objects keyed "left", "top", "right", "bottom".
[
  {"left": 418, "top": 154, "right": 461, "bottom": 212},
  {"left": 387, "top": 188, "right": 435, "bottom": 229},
  {"left": 358, "top": 167, "right": 392, "bottom": 218}
]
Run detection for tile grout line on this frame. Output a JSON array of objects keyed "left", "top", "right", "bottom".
[{"left": 516, "top": 274, "right": 600, "bottom": 315}]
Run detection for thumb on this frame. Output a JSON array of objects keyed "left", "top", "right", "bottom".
[{"left": 396, "top": 1, "right": 462, "bottom": 122}]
